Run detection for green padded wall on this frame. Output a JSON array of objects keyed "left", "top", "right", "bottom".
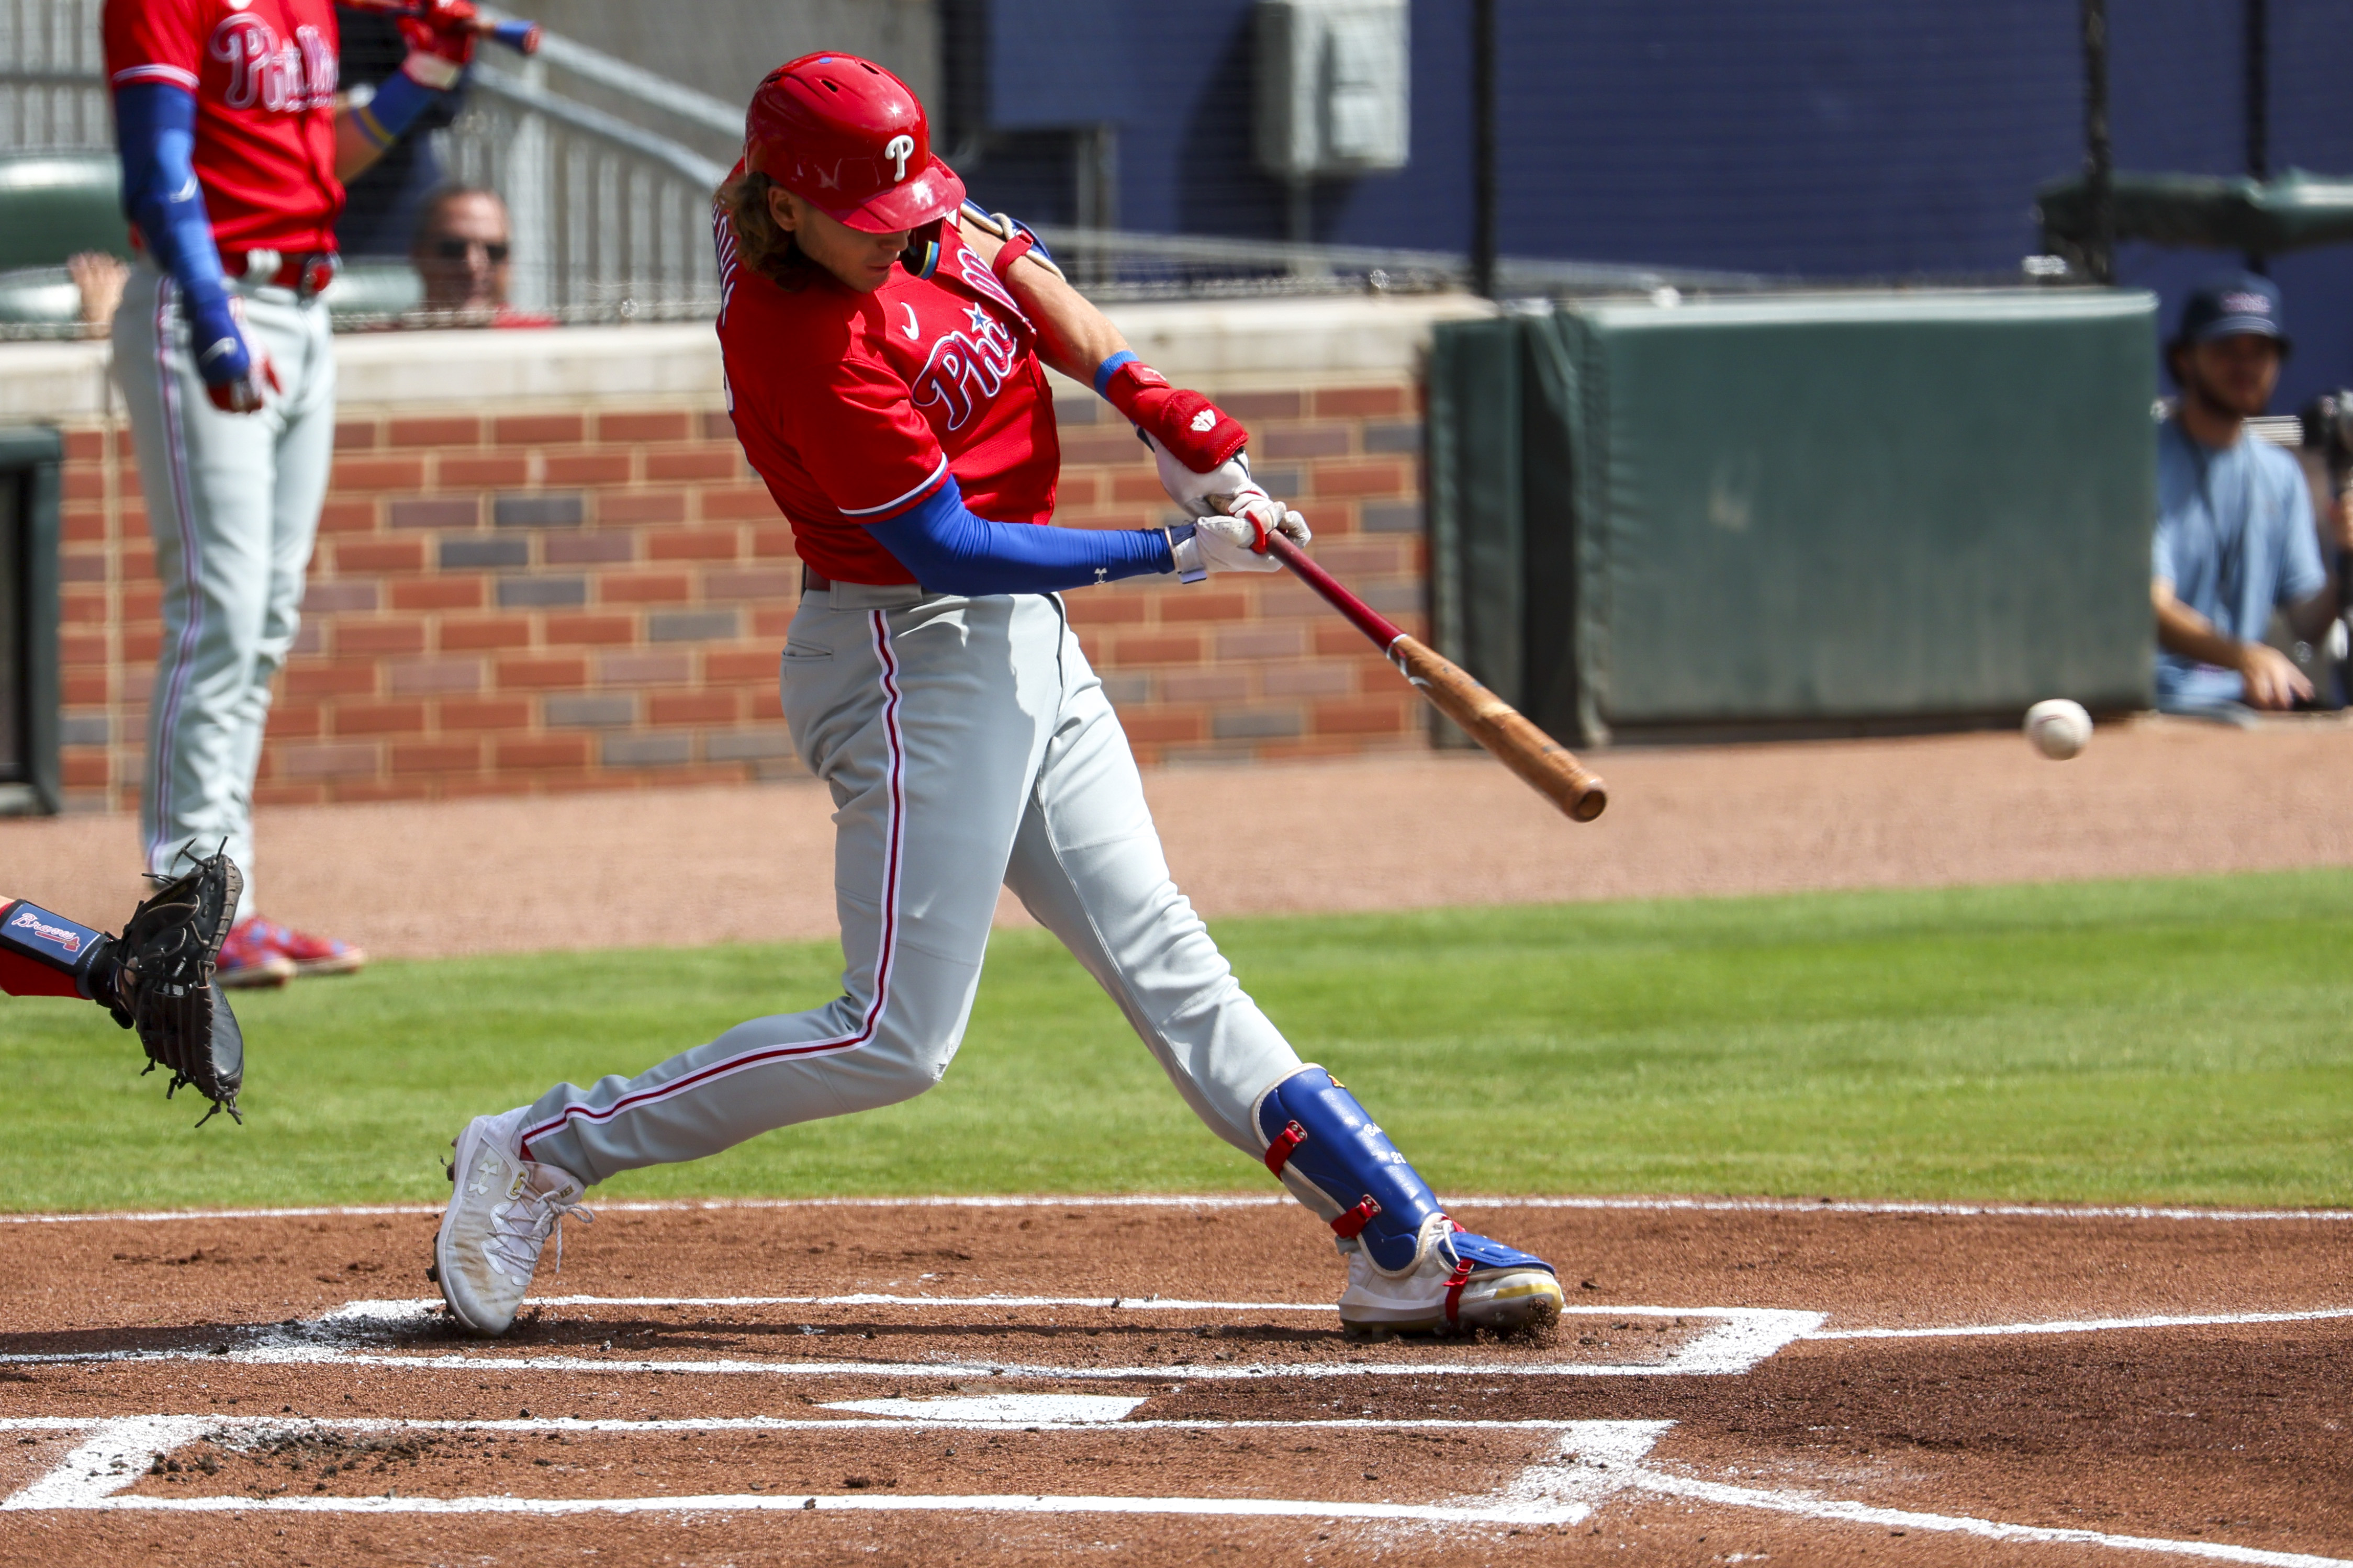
[
  {"left": 0, "top": 154, "right": 128, "bottom": 271},
  {"left": 1430, "top": 290, "right": 2160, "bottom": 745}
]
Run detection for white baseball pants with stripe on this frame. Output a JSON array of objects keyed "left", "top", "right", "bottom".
[
  {"left": 516, "top": 585, "right": 1306, "bottom": 1181},
  {"left": 112, "top": 266, "right": 335, "bottom": 912}
]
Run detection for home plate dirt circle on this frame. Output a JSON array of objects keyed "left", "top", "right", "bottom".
[{"left": 0, "top": 1196, "right": 2346, "bottom": 1565}]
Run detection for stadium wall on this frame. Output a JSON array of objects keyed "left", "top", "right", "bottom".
[{"left": 4, "top": 295, "right": 1485, "bottom": 811}]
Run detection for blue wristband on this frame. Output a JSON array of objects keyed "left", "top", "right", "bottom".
[
  {"left": 1092, "top": 350, "right": 1139, "bottom": 399},
  {"left": 350, "top": 68, "right": 444, "bottom": 152}
]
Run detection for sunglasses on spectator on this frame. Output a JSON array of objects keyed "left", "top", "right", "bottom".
[{"left": 430, "top": 238, "right": 511, "bottom": 263}]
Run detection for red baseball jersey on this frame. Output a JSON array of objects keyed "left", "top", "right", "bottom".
[
  {"left": 103, "top": 0, "right": 344, "bottom": 254},
  {"left": 714, "top": 212, "right": 1061, "bottom": 585}
]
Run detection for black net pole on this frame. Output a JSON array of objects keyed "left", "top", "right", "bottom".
[
  {"left": 2082, "top": 0, "right": 2114, "bottom": 285},
  {"left": 1471, "top": 0, "right": 1497, "bottom": 299},
  {"left": 2246, "top": 0, "right": 2270, "bottom": 272}
]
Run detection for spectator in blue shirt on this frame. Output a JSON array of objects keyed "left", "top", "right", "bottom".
[{"left": 2153, "top": 274, "right": 2353, "bottom": 720}]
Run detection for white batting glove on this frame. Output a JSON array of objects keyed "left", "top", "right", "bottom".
[{"left": 1142, "top": 429, "right": 1312, "bottom": 549}]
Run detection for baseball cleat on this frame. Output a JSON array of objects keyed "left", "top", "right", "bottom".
[
  {"left": 214, "top": 917, "right": 295, "bottom": 989},
  {"left": 433, "top": 1109, "right": 591, "bottom": 1338},
  {"left": 1337, "top": 1227, "right": 1563, "bottom": 1340},
  {"left": 245, "top": 916, "right": 366, "bottom": 978}
]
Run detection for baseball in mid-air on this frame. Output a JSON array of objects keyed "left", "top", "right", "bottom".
[{"left": 2023, "top": 698, "right": 2093, "bottom": 761}]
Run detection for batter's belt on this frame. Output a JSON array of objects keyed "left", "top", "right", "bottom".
[{"left": 799, "top": 567, "right": 932, "bottom": 610}]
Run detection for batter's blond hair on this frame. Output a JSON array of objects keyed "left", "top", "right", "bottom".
[{"left": 717, "top": 170, "right": 815, "bottom": 289}]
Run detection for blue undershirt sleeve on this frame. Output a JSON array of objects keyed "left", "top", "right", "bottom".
[
  {"left": 862, "top": 475, "right": 1174, "bottom": 595},
  {"left": 113, "top": 81, "right": 245, "bottom": 382}
]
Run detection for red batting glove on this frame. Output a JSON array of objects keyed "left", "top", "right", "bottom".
[
  {"left": 1101, "top": 359, "right": 1248, "bottom": 475},
  {"left": 398, "top": 0, "right": 479, "bottom": 88},
  {"left": 204, "top": 355, "right": 281, "bottom": 415}
]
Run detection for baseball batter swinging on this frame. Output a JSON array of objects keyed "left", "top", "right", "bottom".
[{"left": 433, "top": 53, "right": 1565, "bottom": 1343}]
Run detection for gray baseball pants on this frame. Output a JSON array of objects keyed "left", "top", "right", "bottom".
[
  {"left": 113, "top": 265, "right": 335, "bottom": 912},
  {"left": 516, "top": 584, "right": 1306, "bottom": 1181}
]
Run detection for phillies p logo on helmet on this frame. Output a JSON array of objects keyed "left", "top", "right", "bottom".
[{"left": 743, "top": 53, "right": 965, "bottom": 233}]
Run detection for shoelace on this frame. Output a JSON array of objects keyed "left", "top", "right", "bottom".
[{"left": 485, "top": 1169, "right": 594, "bottom": 1277}]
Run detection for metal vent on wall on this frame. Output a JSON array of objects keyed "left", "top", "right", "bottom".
[{"left": 1255, "top": 0, "right": 1410, "bottom": 180}]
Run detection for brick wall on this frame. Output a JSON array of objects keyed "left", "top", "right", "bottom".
[{"left": 50, "top": 380, "right": 1428, "bottom": 810}]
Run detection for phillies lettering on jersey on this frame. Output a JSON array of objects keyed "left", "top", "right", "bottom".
[
  {"left": 715, "top": 213, "right": 1061, "bottom": 585},
  {"left": 103, "top": 0, "right": 344, "bottom": 253}
]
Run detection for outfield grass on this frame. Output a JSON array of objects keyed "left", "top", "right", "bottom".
[{"left": 4, "top": 869, "right": 2349, "bottom": 1212}]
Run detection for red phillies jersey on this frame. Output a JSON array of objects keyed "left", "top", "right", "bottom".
[
  {"left": 103, "top": 0, "right": 343, "bottom": 254},
  {"left": 714, "top": 214, "right": 1061, "bottom": 585}
]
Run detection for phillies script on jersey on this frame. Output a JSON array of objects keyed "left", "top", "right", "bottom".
[
  {"left": 714, "top": 211, "right": 1063, "bottom": 585},
  {"left": 103, "top": 0, "right": 344, "bottom": 252}
]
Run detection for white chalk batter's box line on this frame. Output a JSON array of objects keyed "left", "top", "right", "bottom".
[
  {"left": 5, "top": 1294, "right": 2347, "bottom": 1383},
  {"left": 4, "top": 1193, "right": 2347, "bottom": 1225},
  {"left": 3, "top": 1413, "right": 2346, "bottom": 1568}
]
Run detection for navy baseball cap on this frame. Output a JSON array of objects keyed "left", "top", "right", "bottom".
[{"left": 2175, "top": 273, "right": 2291, "bottom": 351}]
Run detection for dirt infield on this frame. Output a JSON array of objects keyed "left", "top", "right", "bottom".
[
  {"left": 2, "top": 1197, "right": 2345, "bottom": 1565},
  {"left": 6, "top": 718, "right": 2353, "bottom": 958}
]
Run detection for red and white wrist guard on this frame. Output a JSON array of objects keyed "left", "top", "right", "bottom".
[{"left": 1100, "top": 358, "right": 1249, "bottom": 475}]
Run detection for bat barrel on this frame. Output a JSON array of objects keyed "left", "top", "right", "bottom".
[{"left": 490, "top": 17, "right": 541, "bottom": 53}]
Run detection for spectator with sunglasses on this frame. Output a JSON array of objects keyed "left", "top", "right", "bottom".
[{"left": 408, "top": 184, "right": 551, "bottom": 326}]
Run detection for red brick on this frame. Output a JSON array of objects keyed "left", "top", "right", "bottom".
[
  {"left": 497, "top": 655, "right": 589, "bottom": 689},
  {"left": 497, "top": 735, "right": 591, "bottom": 769},
  {"left": 649, "top": 691, "right": 740, "bottom": 725},
  {"left": 62, "top": 429, "right": 104, "bottom": 461},
  {"left": 1260, "top": 425, "right": 1352, "bottom": 459},
  {"left": 703, "top": 568, "right": 798, "bottom": 600},
  {"left": 61, "top": 752, "right": 110, "bottom": 788},
  {"left": 544, "top": 613, "right": 636, "bottom": 646},
  {"left": 752, "top": 606, "right": 798, "bottom": 638},
  {"left": 438, "top": 455, "right": 530, "bottom": 488},
  {"left": 1121, "top": 710, "right": 1206, "bottom": 744},
  {"left": 335, "top": 420, "right": 382, "bottom": 452},
  {"left": 543, "top": 452, "right": 635, "bottom": 486},
  {"left": 1303, "top": 460, "right": 1409, "bottom": 500},
  {"left": 317, "top": 498, "right": 380, "bottom": 534},
  {"left": 647, "top": 527, "right": 742, "bottom": 561},
  {"left": 389, "top": 416, "right": 480, "bottom": 448},
  {"left": 1310, "top": 385, "right": 1408, "bottom": 419},
  {"left": 544, "top": 532, "right": 636, "bottom": 565},
  {"left": 1062, "top": 594, "right": 1146, "bottom": 627},
  {"left": 60, "top": 590, "right": 106, "bottom": 626},
  {"left": 1314, "top": 697, "right": 1410, "bottom": 735},
  {"left": 269, "top": 704, "right": 321, "bottom": 739},
  {"left": 393, "top": 740, "right": 483, "bottom": 774},
  {"left": 750, "top": 689, "right": 785, "bottom": 721},
  {"left": 1220, "top": 390, "right": 1305, "bottom": 422},
  {"left": 1161, "top": 669, "right": 1248, "bottom": 702},
  {"left": 61, "top": 507, "right": 108, "bottom": 544},
  {"left": 599, "top": 572, "right": 691, "bottom": 605},
  {"left": 594, "top": 491, "right": 688, "bottom": 525},
  {"left": 696, "top": 485, "right": 782, "bottom": 521},
  {"left": 1262, "top": 662, "right": 1355, "bottom": 698},
  {"left": 280, "top": 741, "right": 380, "bottom": 779},
  {"left": 391, "top": 577, "right": 485, "bottom": 611},
  {"left": 645, "top": 449, "right": 738, "bottom": 482},
  {"left": 253, "top": 781, "right": 327, "bottom": 807},
  {"left": 59, "top": 551, "right": 106, "bottom": 584},
  {"left": 333, "top": 457, "right": 427, "bottom": 491},
  {"left": 704, "top": 649, "right": 780, "bottom": 683},
  {"left": 494, "top": 414, "right": 584, "bottom": 445},
  {"left": 597, "top": 410, "right": 692, "bottom": 443},
  {"left": 1315, "top": 623, "right": 1387, "bottom": 657},
  {"left": 1312, "top": 539, "right": 1409, "bottom": 576},
  {"left": 1158, "top": 591, "right": 1250, "bottom": 624},
  {"left": 1059, "top": 432, "right": 1149, "bottom": 465},
  {"left": 702, "top": 410, "right": 737, "bottom": 441},
  {"left": 331, "top": 702, "right": 428, "bottom": 737},
  {"left": 1112, "top": 471, "right": 1168, "bottom": 504},
  {"left": 287, "top": 664, "right": 379, "bottom": 698},
  {"left": 752, "top": 526, "right": 800, "bottom": 558},
  {"left": 63, "top": 672, "right": 109, "bottom": 705},
  {"left": 336, "top": 621, "right": 428, "bottom": 656},
  {"left": 1105, "top": 633, "right": 1202, "bottom": 666},
  {"left": 61, "top": 469, "right": 104, "bottom": 503},
  {"left": 338, "top": 538, "right": 427, "bottom": 573},
  {"left": 438, "top": 697, "right": 532, "bottom": 730},
  {"left": 597, "top": 651, "right": 692, "bottom": 684},
  {"left": 439, "top": 616, "right": 533, "bottom": 651}
]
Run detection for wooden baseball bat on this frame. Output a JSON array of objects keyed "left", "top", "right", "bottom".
[
  {"left": 339, "top": 1, "right": 542, "bottom": 54},
  {"left": 1264, "top": 532, "right": 1607, "bottom": 822}
]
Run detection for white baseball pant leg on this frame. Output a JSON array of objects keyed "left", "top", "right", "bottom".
[
  {"left": 516, "top": 585, "right": 1303, "bottom": 1181},
  {"left": 113, "top": 265, "right": 335, "bottom": 912}
]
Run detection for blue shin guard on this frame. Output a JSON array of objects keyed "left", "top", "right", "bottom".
[{"left": 1253, "top": 1064, "right": 1453, "bottom": 1276}]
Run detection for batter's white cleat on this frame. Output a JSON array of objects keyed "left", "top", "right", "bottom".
[
  {"left": 1337, "top": 1227, "right": 1565, "bottom": 1340},
  {"left": 431, "top": 1109, "right": 591, "bottom": 1338}
]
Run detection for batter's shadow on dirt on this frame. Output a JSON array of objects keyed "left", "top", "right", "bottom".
[
  {"left": 0, "top": 1325, "right": 256, "bottom": 1361},
  {"left": 410, "top": 1317, "right": 1344, "bottom": 1351}
]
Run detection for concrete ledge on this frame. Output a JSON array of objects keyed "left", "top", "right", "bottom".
[{"left": 1, "top": 292, "right": 1491, "bottom": 422}]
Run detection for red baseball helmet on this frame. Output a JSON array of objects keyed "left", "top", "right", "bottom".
[{"left": 744, "top": 53, "right": 965, "bottom": 234}]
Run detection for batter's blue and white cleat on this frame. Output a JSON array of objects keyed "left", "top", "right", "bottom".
[
  {"left": 432, "top": 1108, "right": 591, "bottom": 1338},
  {"left": 1254, "top": 1065, "right": 1564, "bottom": 1339}
]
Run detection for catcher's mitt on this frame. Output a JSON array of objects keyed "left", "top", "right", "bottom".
[{"left": 104, "top": 852, "right": 247, "bottom": 1125}]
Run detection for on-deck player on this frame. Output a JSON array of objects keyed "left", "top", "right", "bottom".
[
  {"left": 101, "top": 0, "right": 480, "bottom": 986},
  {"left": 433, "top": 53, "right": 1566, "bottom": 1343}
]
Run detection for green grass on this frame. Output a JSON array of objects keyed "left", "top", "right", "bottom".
[{"left": 6, "top": 870, "right": 2351, "bottom": 1212}]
